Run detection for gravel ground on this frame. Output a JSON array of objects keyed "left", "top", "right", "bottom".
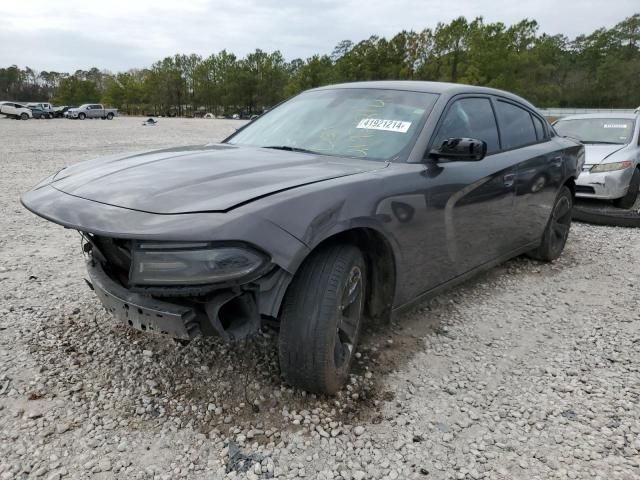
[{"left": 1, "top": 116, "right": 639, "bottom": 480}]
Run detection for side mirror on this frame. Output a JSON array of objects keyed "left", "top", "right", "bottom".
[{"left": 429, "top": 137, "right": 487, "bottom": 161}]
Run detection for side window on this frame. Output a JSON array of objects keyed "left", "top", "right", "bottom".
[
  {"left": 431, "top": 97, "right": 500, "bottom": 154},
  {"left": 532, "top": 114, "right": 546, "bottom": 141},
  {"left": 496, "top": 101, "right": 537, "bottom": 149}
]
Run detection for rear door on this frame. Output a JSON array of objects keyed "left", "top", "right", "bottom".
[{"left": 493, "top": 99, "right": 565, "bottom": 247}]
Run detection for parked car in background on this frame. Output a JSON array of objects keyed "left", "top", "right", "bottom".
[
  {"left": 28, "top": 105, "right": 52, "bottom": 119},
  {"left": 67, "top": 104, "right": 117, "bottom": 120},
  {"left": 63, "top": 107, "right": 78, "bottom": 118},
  {"left": 22, "top": 81, "right": 583, "bottom": 394},
  {"left": 553, "top": 113, "right": 640, "bottom": 208},
  {"left": 26, "top": 103, "right": 54, "bottom": 118},
  {"left": 53, "top": 106, "right": 71, "bottom": 118},
  {"left": 0, "top": 101, "right": 32, "bottom": 120}
]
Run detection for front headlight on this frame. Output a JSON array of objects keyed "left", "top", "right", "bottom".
[
  {"left": 130, "top": 242, "right": 268, "bottom": 285},
  {"left": 590, "top": 161, "right": 632, "bottom": 173}
]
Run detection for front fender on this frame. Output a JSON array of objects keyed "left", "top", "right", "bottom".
[{"left": 245, "top": 170, "right": 402, "bottom": 274}]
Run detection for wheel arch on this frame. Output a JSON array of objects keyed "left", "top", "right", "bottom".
[
  {"left": 564, "top": 176, "right": 576, "bottom": 198},
  {"left": 273, "top": 226, "right": 397, "bottom": 324}
]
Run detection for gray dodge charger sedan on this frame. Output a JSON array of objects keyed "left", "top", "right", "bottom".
[{"left": 22, "top": 81, "right": 584, "bottom": 393}]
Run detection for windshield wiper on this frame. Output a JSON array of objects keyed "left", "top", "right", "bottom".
[
  {"left": 263, "top": 145, "right": 318, "bottom": 154},
  {"left": 582, "top": 141, "right": 622, "bottom": 145}
]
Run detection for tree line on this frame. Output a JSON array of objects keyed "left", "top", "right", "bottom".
[{"left": 1, "top": 14, "right": 638, "bottom": 116}]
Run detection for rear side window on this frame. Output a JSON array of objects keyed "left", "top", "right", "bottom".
[
  {"left": 532, "top": 115, "right": 546, "bottom": 141},
  {"left": 432, "top": 97, "right": 500, "bottom": 154},
  {"left": 496, "top": 101, "right": 537, "bottom": 149}
]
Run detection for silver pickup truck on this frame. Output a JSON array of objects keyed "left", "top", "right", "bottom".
[{"left": 68, "top": 104, "right": 117, "bottom": 120}]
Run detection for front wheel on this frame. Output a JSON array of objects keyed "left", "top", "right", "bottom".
[
  {"left": 78, "top": 113, "right": 86, "bottom": 120},
  {"left": 528, "top": 186, "right": 572, "bottom": 262},
  {"left": 20, "top": 112, "right": 28, "bottom": 120},
  {"left": 612, "top": 168, "right": 640, "bottom": 209},
  {"left": 279, "top": 244, "right": 366, "bottom": 394}
]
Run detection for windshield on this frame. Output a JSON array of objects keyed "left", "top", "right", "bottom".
[
  {"left": 226, "top": 88, "right": 439, "bottom": 161},
  {"left": 553, "top": 118, "right": 635, "bottom": 144}
]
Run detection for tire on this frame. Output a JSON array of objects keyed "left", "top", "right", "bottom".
[
  {"left": 106, "top": 113, "right": 114, "bottom": 120},
  {"left": 528, "top": 186, "right": 573, "bottom": 262},
  {"left": 573, "top": 200, "right": 640, "bottom": 228},
  {"left": 279, "top": 244, "right": 366, "bottom": 394},
  {"left": 78, "top": 113, "right": 86, "bottom": 120},
  {"left": 20, "top": 112, "right": 28, "bottom": 120},
  {"left": 612, "top": 168, "right": 640, "bottom": 209},
  {"left": 47, "top": 113, "right": 53, "bottom": 119}
]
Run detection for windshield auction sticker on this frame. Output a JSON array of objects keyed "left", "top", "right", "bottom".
[{"left": 356, "top": 118, "right": 411, "bottom": 133}]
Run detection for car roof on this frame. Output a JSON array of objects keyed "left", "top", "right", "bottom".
[
  {"left": 558, "top": 112, "right": 639, "bottom": 121},
  {"left": 309, "top": 80, "right": 537, "bottom": 109}
]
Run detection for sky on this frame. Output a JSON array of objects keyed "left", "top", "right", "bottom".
[{"left": 0, "top": 0, "right": 637, "bottom": 73}]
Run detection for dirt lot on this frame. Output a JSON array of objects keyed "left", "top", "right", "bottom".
[{"left": 0, "top": 116, "right": 639, "bottom": 480}]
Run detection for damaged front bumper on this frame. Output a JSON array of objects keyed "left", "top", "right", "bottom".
[
  {"left": 86, "top": 258, "right": 279, "bottom": 341},
  {"left": 576, "top": 166, "right": 633, "bottom": 199},
  {"left": 87, "top": 259, "right": 199, "bottom": 340}
]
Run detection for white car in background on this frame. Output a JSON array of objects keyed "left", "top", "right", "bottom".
[
  {"left": 553, "top": 113, "right": 640, "bottom": 209},
  {"left": 0, "top": 101, "right": 33, "bottom": 120}
]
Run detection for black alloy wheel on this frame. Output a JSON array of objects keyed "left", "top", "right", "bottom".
[
  {"left": 334, "top": 264, "right": 363, "bottom": 371},
  {"left": 528, "top": 186, "right": 572, "bottom": 262}
]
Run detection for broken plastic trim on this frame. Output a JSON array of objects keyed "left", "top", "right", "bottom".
[{"left": 204, "top": 290, "right": 260, "bottom": 341}]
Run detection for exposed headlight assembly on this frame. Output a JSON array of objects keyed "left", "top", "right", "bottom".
[
  {"left": 130, "top": 242, "right": 268, "bottom": 285},
  {"left": 590, "top": 160, "right": 632, "bottom": 173}
]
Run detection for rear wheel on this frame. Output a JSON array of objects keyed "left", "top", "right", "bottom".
[
  {"left": 528, "top": 186, "right": 572, "bottom": 262},
  {"left": 613, "top": 168, "right": 640, "bottom": 209},
  {"left": 106, "top": 112, "right": 114, "bottom": 120},
  {"left": 279, "top": 244, "right": 366, "bottom": 394}
]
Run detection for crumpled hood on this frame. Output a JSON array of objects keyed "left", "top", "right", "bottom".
[
  {"left": 45, "top": 144, "right": 384, "bottom": 214},
  {"left": 583, "top": 144, "right": 627, "bottom": 165}
]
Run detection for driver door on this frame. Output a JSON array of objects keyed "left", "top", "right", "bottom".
[{"left": 422, "top": 96, "right": 520, "bottom": 279}]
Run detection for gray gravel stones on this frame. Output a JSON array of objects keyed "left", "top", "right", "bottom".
[{"left": 1, "top": 117, "right": 639, "bottom": 479}]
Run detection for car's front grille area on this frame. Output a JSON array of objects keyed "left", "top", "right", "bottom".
[
  {"left": 576, "top": 185, "right": 596, "bottom": 194},
  {"left": 90, "top": 235, "right": 133, "bottom": 286}
]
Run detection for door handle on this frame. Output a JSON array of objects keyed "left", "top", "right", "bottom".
[{"left": 503, "top": 173, "right": 516, "bottom": 188}]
